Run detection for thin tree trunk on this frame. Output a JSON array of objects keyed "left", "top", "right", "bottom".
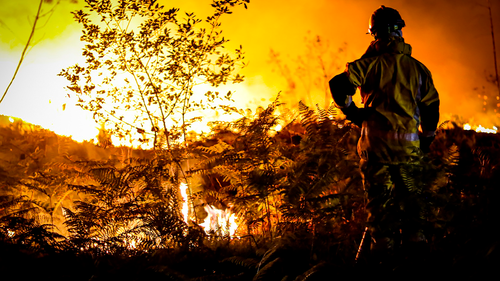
[{"left": 0, "top": 0, "right": 44, "bottom": 104}]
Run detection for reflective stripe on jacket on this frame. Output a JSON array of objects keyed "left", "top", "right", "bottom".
[{"left": 346, "top": 36, "right": 439, "bottom": 164}]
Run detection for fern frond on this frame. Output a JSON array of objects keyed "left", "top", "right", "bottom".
[
  {"left": 437, "top": 120, "right": 451, "bottom": 131},
  {"left": 299, "top": 102, "right": 318, "bottom": 136},
  {"left": 90, "top": 167, "right": 119, "bottom": 186},
  {"left": 446, "top": 144, "right": 460, "bottom": 166},
  {"left": 294, "top": 262, "right": 328, "bottom": 281},
  {"left": 254, "top": 257, "right": 282, "bottom": 281},
  {"left": 315, "top": 104, "right": 329, "bottom": 121},
  {"left": 327, "top": 102, "right": 337, "bottom": 119},
  {"left": 221, "top": 256, "right": 259, "bottom": 270},
  {"left": 198, "top": 140, "right": 235, "bottom": 154}
]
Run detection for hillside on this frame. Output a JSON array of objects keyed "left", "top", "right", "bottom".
[{"left": 1, "top": 112, "right": 500, "bottom": 279}]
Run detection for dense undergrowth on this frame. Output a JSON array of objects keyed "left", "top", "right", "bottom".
[{"left": 1, "top": 102, "right": 499, "bottom": 280}]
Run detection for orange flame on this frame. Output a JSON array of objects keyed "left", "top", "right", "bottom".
[
  {"left": 200, "top": 205, "right": 239, "bottom": 237},
  {"left": 463, "top": 123, "right": 498, "bottom": 134},
  {"left": 179, "top": 183, "right": 239, "bottom": 237},
  {"left": 179, "top": 182, "right": 190, "bottom": 223}
]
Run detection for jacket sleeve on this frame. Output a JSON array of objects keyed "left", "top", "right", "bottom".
[
  {"left": 418, "top": 69, "right": 440, "bottom": 137},
  {"left": 345, "top": 57, "right": 377, "bottom": 88},
  {"left": 329, "top": 69, "right": 367, "bottom": 127},
  {"left": 329, "top": 71, "right": 357, "bottom": 108},
  {"left": 330, "top": 55, "right": 378, "bottom": 105}
]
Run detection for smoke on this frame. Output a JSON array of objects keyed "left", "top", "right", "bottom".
[
  {"left": 0, "top": 0, "right": 90, "bottom": 140},
  {"left": 0, "top": 0, "right": 81, "bottom": 48},
  {"left": 215, "top": 0, "right": 500, "bottom": 124},
  {"left": 1, "top": 0, "right": 499, "bottom": 141}
]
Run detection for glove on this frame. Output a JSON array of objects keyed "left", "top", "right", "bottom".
[
  {"left": 341, "top": 102, "right": 365, "bottom": 127},
  {"left": 419, "top": 135, "right": 435, "bottom": 154}
]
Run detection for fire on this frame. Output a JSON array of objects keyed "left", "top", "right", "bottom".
[
  {"left": 463, "top": 123, "right": 498, "bottom": 134},
  {"left": 179, "top": 182, "right": 190, "bottom": 224},
  {"left": 179, "top": 182, "right": 239, "bottom": 237},
  {"left": 200, "top": 205, "right": 239, "bottom": 237},
  {"left": 274, "top": 124, "right": 283, "bottom": 132}
]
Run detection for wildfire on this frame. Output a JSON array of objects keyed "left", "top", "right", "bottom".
[
  {"left": 179, "top": 182, "right": 239, "bottom": 237},
  {"left": 463, "top": 123, "right": 498, "bottom": 134}
]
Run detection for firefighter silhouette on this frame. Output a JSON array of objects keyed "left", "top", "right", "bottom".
[{"left": 329, "top": 5, "right": 440, "bottom": 265}]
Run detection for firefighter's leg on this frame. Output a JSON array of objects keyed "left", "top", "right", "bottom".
[
  {"left": 391, "top": 164, "right": 426, "bottom": 243},
  {"left": 359, "top": 160, "right": 399, "bottom": 262},
  {"left": 391, "top": 163, "right": 429, "bottom": 266}
]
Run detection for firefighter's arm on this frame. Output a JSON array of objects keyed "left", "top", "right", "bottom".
[
  {"left": 418, "top": 72, "right": 440, "bottom": 153},
  {"left": 330, "top": 58, "right": 374, "bottom": 126},
  {"left": 329, "top": 72, "right": 356, "bottom": 108},
  {"left": 329, "top": 72, "right": 363, "bottom": 126}
]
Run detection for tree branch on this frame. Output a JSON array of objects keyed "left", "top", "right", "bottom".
[{"left": 0, "top": 0, "right": 44, "bottom": 105}]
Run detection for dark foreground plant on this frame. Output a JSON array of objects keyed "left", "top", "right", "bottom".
[{"left": 2, "top": 115, "right": 500, "bottom": 279}]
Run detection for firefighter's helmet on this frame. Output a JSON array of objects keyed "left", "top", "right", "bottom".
[{"left": 368, "top": 6, "right": 405, "bottom": 37}]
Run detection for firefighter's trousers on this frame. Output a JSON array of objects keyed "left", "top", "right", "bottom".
[{"left": 359, "top": 159, "right": 426, "bottom": 251}]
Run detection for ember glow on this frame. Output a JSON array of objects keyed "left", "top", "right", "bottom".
[{"left": 463, "top": 123, "right": 498, "bottom": 134}]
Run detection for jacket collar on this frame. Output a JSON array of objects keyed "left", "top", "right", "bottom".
[{"left": 361, "top": 36, "right": 412, "bottom": 59}]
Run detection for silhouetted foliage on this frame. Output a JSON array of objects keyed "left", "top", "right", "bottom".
[
  {"left": 2, "top": 1, "right": 500, "bottom": 277},
  {"left": 269, "top": 34, "right": 349, "bottom": 108},
  {"left": 2, "top": 109, "right": 500, "bottom": 278},
  {"left": 62, "top": 156, "right": 209, "bottom": 256},
  {"left": 59, "top": 0, "right": 248, "bottom": 149}
]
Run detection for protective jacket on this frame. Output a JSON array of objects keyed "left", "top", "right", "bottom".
[{"left": 330, "top": 36, "right": 440, "bottom": 164}]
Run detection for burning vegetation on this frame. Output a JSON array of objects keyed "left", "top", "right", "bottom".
[
  {"left": 1, "top": 101, "right": 500, "bottom": 278},
  {"left": 1, "top": 0, "right": 500, "bottom": 279}
]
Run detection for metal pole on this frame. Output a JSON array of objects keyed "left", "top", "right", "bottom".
[{"left": 487, "top": 0, "right": 500, "bottom": 102}]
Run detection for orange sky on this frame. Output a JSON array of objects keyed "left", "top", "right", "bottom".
[{"left": 0, "top": 0, "right": 499, "bottom": 142}]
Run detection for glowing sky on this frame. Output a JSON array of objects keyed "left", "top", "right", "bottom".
[{"left": 0, "top": 0, "right": 499, "bottom": 142}]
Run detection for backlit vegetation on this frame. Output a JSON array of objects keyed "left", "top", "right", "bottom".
[{"left": 1, "top": 0, "right": 499, "bottom": 279}]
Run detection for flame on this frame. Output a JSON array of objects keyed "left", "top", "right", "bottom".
[
  {"left": 179, "top": 183, "right": 239, "bottom": 237},
  {"left": 274, "top": 124, "right": 283, "bottom": 132},
  {"left": 124, "top": 238, "right": 137, "bottom": 250},
  {"left": 179, "top": 182, "right": 190, "bottom": 223},
  {"left": 200, "top": 205, "right": 239, "bottom": 237},
  {"left": 463, "top": 123, "right": 498, "bottom": 134}
]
